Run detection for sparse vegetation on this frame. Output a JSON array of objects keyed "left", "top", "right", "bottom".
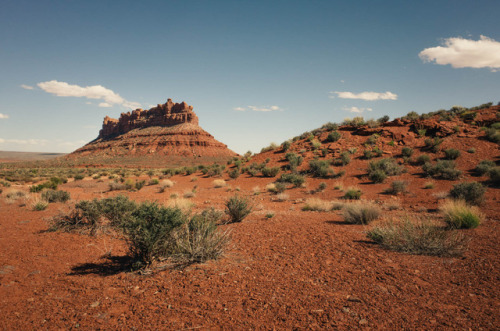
[
  {"left": 367, "top": 217, "right": 467, "bottom": 257},
  {"left": 440, "top": 200, "right": 483, "bottom": 229},
  {"left": 443, "top": 148, "right": 461, "bottom": 160},
  {"left": 277, "top": 173, "right": 305, "bottom": 187},
  {"left": 344, "top": 187, "right": 362, "bottom": 200},
  {"left": 213, "top": 179, "right": 227, "bottom": 188},
  {"left": 422, "top": 160, "right": 462, "bottom": 180},
  {"left": 41, "top": 190, "right": 70, "bottom": 203},
  {"left": 384, "top": 181, "right": 407, "bottom": 195},
  {"left": 302, "top": 198, "right": 334, "bottom": 212},
  {"left": 474, "top": 160, "right": 495, "bottom": 176},
  {"left": 449, "top": 182, "right": 485, "bottom": 206},
  {"left": 225, "top": 195, "right": 252, "bottom": 223},
  {"left": 326, "top": 130, "right": 341, "bottom": 142},
  {"left": 342, "top": 202, "right": 380, "bottom": 224},
  {"left": 401, "top": 147, "right": 413, "bottom": 157}
]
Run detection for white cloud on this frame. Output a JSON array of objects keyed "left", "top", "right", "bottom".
[
  {"left": 343, "top": 106, "right": 372, "bottom": 113},
  {"left": 0, "top": 113, "right": 9, "bottom": 119},
  {"left": 330, "top": 91, "right": 398, "bottom": 101},
  {"left": 248, "top": 105, "right": 283, "bottom": 112},
  {"left": 37, "top": 80, "right": 142, "bottom": 109},
  {"left": 20, "top": 84, "right": 34, "bottom": 90},
  {"left": 98, "top": 102, "right": 112, "bottom": 108},
  {"left": 419, "top": 35, "right": 500, "bottom": 71},
  {"left": 233, "top": 107, "right": 246, "bottom": 111}
]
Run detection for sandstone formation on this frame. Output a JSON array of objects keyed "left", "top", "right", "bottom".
[{"left": 67, "top": 99, "right": 237, "bottom": 165}]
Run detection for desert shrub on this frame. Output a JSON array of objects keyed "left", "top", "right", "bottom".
[
  {"left": 260, "top": 142, "right": 278, "bottom": 153},
  {"left": 363, "top": 149, "right": 374, "bottom": 160},
  {"left": 339, "top": 151, "right": 351, "bottom": 165},
  {"left": 285, "top": 153, "right": 303, "bottom": 172},
  {"left": 424, "top": 137, "right": 443, "bottom": 153},
  {"left": 159, "top": 180, "right": 174, "bottom": 192},
  {"left": 367, "top": 217, "right": 467, "bottom": 257},
  {"left": 443, "top": 148, "right": 461, "bottom": 160},
  {"left": 277, "top": 173, "right": 305, "bottom": 187},
  {"left": 302, "top": 198, "right": 334, "bottom": 212},
  {"left": 378, "top": 115, "right": 390, "bottom": 123},
  {"left": 366, "top": 134, "right": 379, "bottom": 145},
  {"left": 309, "top": 159, "right": 333, "bottom": 178},
  {"left": 422, "top": 160, "right": 462, "bottom": 180},
  {"left": 149, "top": 179, "right": 159, "bottom": 186},
  {"left": 385, "top": 181, "right": 407, "bottom": 195},
  {"left": 123, "top": 202, "right": 187, "bottom": 268},
  {"left": 368, "top": 158, "right": 403, "bottom": 179},
  {"left": 318, "top": 182, "right": 327, "bottom": 191},
  {"left": 30, "top": 179, "right": 58, "bottom": 193},
  {"left": 261, "top": 167, "right": 280, "bottom": 177},
  {"left": 225, "top": 195, "right": 252, "bottom": 223},
  {"left": 32, "top": 198, "right": 49, "bottom": 211},
  {"left": 74, "top": 174, "right": 85, "bottom": 181},
  {"left": 401, "top": 147, "right": 413, "bottom": 157},
  {"left": 484, "top": 127, "right": 500, "bottom": 143},
  {"left": 41, "top": 190, "right": 70, "bottom": 203},
  {"left": 109, "top": 182, "right": 127, "bottom": 191},
  {"left": 135, "top": 180, "right": 146, "bottom": 191},
  {"left": 440, "top": 200, "right": 483, "bottom": 229},
  {"left": 213, "top": 179, "right": 227, "bottom": 188},
  {"left": 275, "top": 193, "right": 289, "bottom": 202},
  {"left": 321, "top": 122, "right": 339, "bottom": 131},
  {"left": 171, "top": 211, "right": 230, "bottom": 263},
  {"left": 415, "top": 154, "right": 431, "bottom": 165},
  {"left": 228, "top": 168, "right": 240, "bottom": 179},
  {"left": 369, "top": 169, "right": 387, "bottom": 183},
  {"left": 489, "top": 167, "right": 500, "bottom": 185},
  {"left": 326, "top": 130, "right": 341, "bottom": 142},
  {"left": 474, "top": 160, "right": 495, "bottom": 176},
  {"left": 404, "top": 111, "right": 420, "bottom": 121},
  {"left": 311, "top": 139, "right": 322, "bottom": 149},
  {"left": 467, "top": 148, "right": 476, "bottom": 153},
  {"left": 342, "top": 202, "right": 380, "bottom": 224},
  {"left": 273, "top": 182, "right": 287, "bottom": 194},
  {"left": 282, "top": 140, "right": 292, "bottom": 152},
  {"left": 342, "top": 117, "right": 365, "bottom": 127},
  {"left": 4, "top": 189, "right": 28, "bottom": 200},
  {"left": 449, "top": 182, "right": 485, "bottom": 206},
  {"left": 183, "top": 190, "right": 195, "bottom": 198},
  {"left": 344, "top": 187, "right": 362, "bottom": 200}
]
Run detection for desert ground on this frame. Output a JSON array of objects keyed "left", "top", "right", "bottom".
[{"left": 0, "top": 107, "right": 499, "bottom": 329}]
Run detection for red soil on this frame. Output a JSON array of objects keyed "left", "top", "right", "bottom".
[{"left": 0, "top": 106, "right": 499, "bottom": 329}]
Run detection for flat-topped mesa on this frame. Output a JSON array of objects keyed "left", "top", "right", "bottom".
[{"left": 98, "top": 98, "right": 199, "bottom": 138}]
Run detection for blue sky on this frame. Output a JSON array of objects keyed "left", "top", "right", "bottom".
[{"left": 1, "top": 0, "right": 499, "bottom": 154}]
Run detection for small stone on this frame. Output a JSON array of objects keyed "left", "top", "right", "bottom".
[
  {"left": 359, "top": 319, "right": 368, "bottom": 325},
  {"left": 90, "top": 301, "right": 100, "bottom": 308}
]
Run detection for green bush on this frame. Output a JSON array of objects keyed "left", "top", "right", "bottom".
[
  {"left": 449, "top": 182, "right": 486, "bottom": 206},
  {"left": 415, "top": 154, "right": 431, "bottom": 165},
  {"left": 74, "top": 174, "right": 85, "bottom": 180},
  {"left": 171, "top": 211, "right": 230, "bottom": 263},
  {"left": 363, "top": 149, "right": 373, "bottom": 159},
  {"left": 277, "top": 173, "right": 305, "bottom": 187},
  {"left": 443, "top": 148, "right": 461, "bottom": 160},
  {"left": 440, "top": 200, "right": 483, "bottom": 229},
  {"left": 343, "top": 203, "right": 380, "bottom": 224},
  {"left": 339, "top": 151, "right": 351, "bottom": 165},
  {"left": 41, "top": 190, "right": 70, "bottom": 203},
  {"left": 344, "top": 188, "right": 362, "bottom": 200},
  {"left": 489, "top": 166, "right": 500, "bottom": 185},
  {"left": 309, "top": 159, "right": 333, "bottom": 178},
  {"left": 285, "top": 153, "right": 303, "bottom": 172},
  {"left": 384, "top": 181, "right": 407, "bottom": 195},
  {"left": 401, "top": 147, "right": 413, "bottom": 157},
  {"left": 135, "top": 180, "right": 146, "bottom": 190},
  {"left": 124, "top": 202, "right": 187, "bottom": 268},
  {"left": 225, "top": 195, "right": 252, "bottom": 223},
  {"left": 148, "top": 179, "right": 160, "bottom": 186},
  {"left": 485, "top": 127, "right": 500, "bottom": 143},
  {"left": 261, "top": 167, "right": 280, "bottom": 177},
  {"left": 369, "top": 169, "right": 387, "bottom": 183},
  {"left": 326, "top": 130, "right": 341, "bottom": 142},
  {"left": 367, "top": 217, "right": 467, "bottom": 257},
  {"left": 282, "top": 140, "right": 292, "bottom": 152},
  {"left": 368, "top": 158, "right": 403, "bottom": 178},
  {"left": 474, "top": 160, "right": 495, "bottom": 176},
  {"left": 424, "top": 137, "right": 443, "bottom": 153},
  {"left": 30, "top": 180, "right": 58, "bottom": 193},
  {"left": 228, "top": 168, "right": 240, "bottom": 179},
  {"left": 422, "top": 160, "right": 462, "bottom": 180}
]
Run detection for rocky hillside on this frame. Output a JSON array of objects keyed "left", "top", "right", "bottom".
[{"left": 66, "top": 99, "right": 237, "bottom": 166}]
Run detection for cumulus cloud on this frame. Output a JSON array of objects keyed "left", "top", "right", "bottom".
[
  {"left": 98, "top": 102, "right": 112, "bottom": 108},
  {"left": 343, "top": 106, "right": 372, "bottom": 113},
  {"left": 419, "top": 35, "right": 500, "bottom": 71},
  {"left": 20, "top": 84, "right": 34, "bottom": 90},
  {"left": 0, "top": 113, "right": 9, "bottom": 119},
  {"left": 233, "top": 105, "right": 283, "bottom": 112},
  {"left": 330, "top": 91, "right": 397, "bottom": 101},
  {"left": 37, "top": 80, "right": 142, "bottom": 109},
  {"left": 248, "top": 105, "right": 283, "bottom": 112}
]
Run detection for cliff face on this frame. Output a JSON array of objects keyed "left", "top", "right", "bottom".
[
  {"left": 67, "top": 99, "right": 237, "bottom": 166},
  {"left": 99, "top": 99, "right": 199, "bottom": 138}
]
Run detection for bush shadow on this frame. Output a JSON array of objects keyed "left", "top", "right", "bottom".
[{"left": 69, "top": 255, "right": 134, "bottom": 276}]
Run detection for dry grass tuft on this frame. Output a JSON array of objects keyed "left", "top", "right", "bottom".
[
  {"left": 367, "top": 216, "right": 467, "bottom": 257},
  {"left": 439, "top": 199, "right": 483, "bottom": 229},
  {"left": 342, "top": 202, "right": 380, "bottom": 224},
  {"left": 302, "top": 198, "right": 334, "bottom": 212},
  {"left": 213, "top": 179, "right": 227, "bottom": 188},
  {"left": 167, "top": 198, "right": 194, "bottom": 212}
]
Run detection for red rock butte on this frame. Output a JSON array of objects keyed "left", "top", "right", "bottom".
[{"left": 67, "top": 99, "right": 237, "bottom": 166}]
